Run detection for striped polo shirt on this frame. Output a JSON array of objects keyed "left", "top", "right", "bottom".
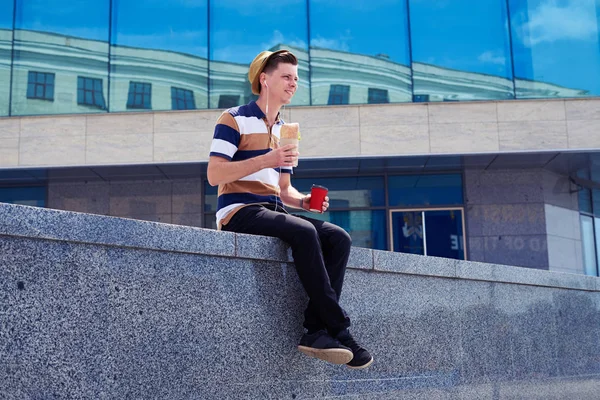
[{"left": 209, "top": 101, "right": 293, "bottom": 228}]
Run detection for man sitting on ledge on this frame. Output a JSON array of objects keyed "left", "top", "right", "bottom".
[{"left": 206, "top": 49, "right": 373, "bottom": 369}]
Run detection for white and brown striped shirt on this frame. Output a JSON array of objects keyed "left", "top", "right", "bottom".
[{"left": 209, "top": 101, "right": 292, "bottom": 228}]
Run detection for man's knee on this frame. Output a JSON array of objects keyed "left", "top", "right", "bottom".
[
  {"left": 331, "top": 226, "right": 352, "bottom": 250},
  {"left": 290, "top": 220, "right": 320, "bottom": 245}
]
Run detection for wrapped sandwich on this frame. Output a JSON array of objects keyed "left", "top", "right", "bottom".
[
  {"left": 280, "top": 123, "right": 300, "bottom": 140},
  {"left": 279, "top": 123, "right": 300, "bottom": 167}
]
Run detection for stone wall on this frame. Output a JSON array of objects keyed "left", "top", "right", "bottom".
[
  {"left": 1, "top": 98, "right": 599, "bottom": 169},
  {"left": 1, "top": 203, "right": 599, "bottom": 399}
]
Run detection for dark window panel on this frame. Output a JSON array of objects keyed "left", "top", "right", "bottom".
[
  {"left": 126, "top": 81, "right": 152, "bottom": 110},
  {"left": 218, "top": 95, "right": 240, "bottom": 109},
  {"left": 26, "top": 71, "right": 55, "bottom": 101},
  {"left": 388, "top": 174, "right": 464, "bottom": 206},
  {"left": 0, "top": 186, "right": 46, "bottom": 207},
  {"left": 171, "top": 87, "right": 196, "bottom": 110},
  {"left": 368, "top": 88, "right": 389, "bottom": 104},
  {"left": 328, "top": 85, "right": 350, "bottom": 105},
  {"left": 77, "top": 76, "right": 106, "bottom": 109}
]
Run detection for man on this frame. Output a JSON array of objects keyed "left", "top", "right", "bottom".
[{"left": 207, "top": 49, "right": 372, "bottom": 369}]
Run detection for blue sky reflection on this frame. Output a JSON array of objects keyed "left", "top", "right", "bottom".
[
  {"left": 15, "top": 0, "right": 108, "bottom": 40},
  {"left": 112, "top": 0, "right": 207, "bottom": 57},
  {"left": 409, "top": 0, "right": 513, "bottom": 78},
  {"left": 310, "top": 0, "right": 410, "bottom": 64},
  {"left": 210, "top": 0, "right": 307, "bottom": 63},
  {"left": 510, "top": 0, "right": 600, "bottom": 95}
]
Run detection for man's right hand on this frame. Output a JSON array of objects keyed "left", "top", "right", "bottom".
[{"left": 263, "top": 144, "right": 298, "bottom": 168}]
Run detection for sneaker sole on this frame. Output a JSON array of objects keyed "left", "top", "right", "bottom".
[
  {"left": 297, "top": 346, "right": 353, "bottom": 364},
  {"left": 347, "top": 356, "right": 374, "bottom": 370}
]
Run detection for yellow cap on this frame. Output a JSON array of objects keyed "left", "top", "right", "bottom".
[{"left": 248, "top": 49, "right": 290, "bottom": 95}]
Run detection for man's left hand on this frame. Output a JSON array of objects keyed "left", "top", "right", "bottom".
[{"left": 302, "top": 195, "right": 329, "bottom": 213}]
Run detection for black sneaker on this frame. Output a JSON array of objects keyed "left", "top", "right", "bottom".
[
  {"left": 336, "top": 329, "right": 373, "bottom": 369},
  {"left": 297, "top": 330, "right": 354, "bottom": 365}
]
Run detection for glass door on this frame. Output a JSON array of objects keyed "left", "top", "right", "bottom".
[{"left": 390, "top": 208, "right": 466, "bottom": 260}]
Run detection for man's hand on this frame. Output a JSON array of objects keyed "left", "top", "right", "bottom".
[
  {"left": 262, "top": 144, "right": 298, "bottom": 168},
  {"left": 302, "top": 195, "right": 329, "bottom": 213}
]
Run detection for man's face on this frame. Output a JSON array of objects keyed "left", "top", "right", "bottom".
[{"left": 264, "top": 63, "right": 298, "bottom": 105}]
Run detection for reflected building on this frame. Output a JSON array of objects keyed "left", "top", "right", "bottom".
[
  {"left": 1, "top": 24, "right": 600, "bottom": 277},
  {"left": 1, "top": 29, "right": 588, "bottom": 116},
  {"left": 0, "top": 29, "right": 12, "bottom": 116}
]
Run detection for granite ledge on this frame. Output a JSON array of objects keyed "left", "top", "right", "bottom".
[{"left": 1, "top": 202, "right": 599, "bottom": 291}]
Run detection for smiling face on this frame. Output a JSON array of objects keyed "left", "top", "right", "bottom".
[{"left": 261, "top": 63, "right": 299, "bottom": 105}]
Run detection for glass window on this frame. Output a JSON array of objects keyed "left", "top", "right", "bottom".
[
  {"left": 424, "top": 209, "right": 465, "bottom": 260},
  {"left": 77, "top": 76, "right": 105, "bottom": 109},
  {"left": 0, "top": 186, "right": 45, "bottom": 207},
  {"left": 510, "top": 0, "right": 600, "bottom": 98},
  {"left": 368, "top": 88, "right": 389, "bottom": 104},
  {"left": 110, "top": 0, "right": 208, "bottom": 112},
  {"left": 409, "top": 0, "right": 514, "bottom": 101},
  {"left": 581, "top": 215, "right": 597, "bottom": 276},
  {"left": 392, "top": 210, "right": 424, "bottom": 255},
  {"left": 171, "top": 87, "right": 196, "bottom": 110},
  {"left": 209, "top": 0, "right": 309, "bottom": 108},
  {"left": 27, "top": 71, "right": 55, "bottom": 101},
  {"left": 327, "top": 84, "right": 349, "bottom": 105},
  {"left": 292, "top": 176, "right": 385, "bottom": 208},
  {"left": 204, "top": 181, "right": 218, "bottom": 213},
  {"left": 388, "top": 174, "right": 463, "bottom": 207},
  {"left": 0, "top": 0, "right": 13, "bottom": 117},
  {"left": 310, "top": 0, "right": 411, "bottom": 105},
  {"left": 293, "top": 210, "right": 387, "bottom": 250},
  {"left": 577, "top": 168, "right": 593, "bottom": 214},
  {"left": 12, "top": 0, "right": 109, "bottom": 116},
  {"left": 218, "top": 95, "right": 240, "bottom": 109},
  {"left": 391, "top": 209, "right": 465, "bottom": 260},
  {"left": 126, "top": 81, "right": 152, "bottom": 110}
]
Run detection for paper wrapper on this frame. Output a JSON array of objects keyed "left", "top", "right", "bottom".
[{"left": 280, "top": 123, "right": 300, "bottom": 167}]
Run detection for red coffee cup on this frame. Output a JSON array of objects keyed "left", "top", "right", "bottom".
[{"left": 309, "top": 185, "right": 328, "bottom": 212}]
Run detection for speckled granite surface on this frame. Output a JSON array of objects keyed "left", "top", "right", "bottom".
[{"left": 1, "top": 203, "right": 599, "bottom": 399}]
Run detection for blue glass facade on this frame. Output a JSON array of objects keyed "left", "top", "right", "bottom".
[{"left": 0, "top": 0, "right": 599, "bottom": 117}]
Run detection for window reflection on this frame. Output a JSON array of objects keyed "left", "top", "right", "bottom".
[
  {"left": 77, "top": 76, "right": 106, "bottom": 109},
  {"left": 388, "top": 174, "right": 463, "bottom": 207},
  {"left": 110, "top": 0, "right": 208, "bottom": 112},
  {"left": 126, "top": 81, "right": 152, "bottom": 110},
  {"left": 0, "top": 186, "right": 45, "bottom": 207},
  {"left": 294, "top": 210, "right": 387, "bottom": 250},
  {"left": 171, "top": 87, "right": 196, "bottom": 110},
  {"left": 12, "top": 0, "right": 109, "bottom": 116},
  {"left": 510, "top": 0, "right": 600, "bottom": 98},
  {"left": 328, "top": 84, "right": 349, "bottom": 105},
  {"left": 409, "top": 0, "right": 514, "bottom": 101},
  {"left": 581, "top": 215, "right": 597, "bottom": 276},
  {"left": 27, "top": 71, "right": 55, "bottom": 101},
  {"left": 209, "top": 0, "right": 309, "bottom": 109},
  {"left": 292, "top": 176, "right": 385, "bottom": 208},
  {"left": 309, "top": 0, "right": 411, "bottom": 105},
  {"left": 0, "top": 0, "right": 13, "bottom": 116}
]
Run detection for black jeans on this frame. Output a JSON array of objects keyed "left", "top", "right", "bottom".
[{"left": 222, "top": 204, "right": 351, "bottom": 335}]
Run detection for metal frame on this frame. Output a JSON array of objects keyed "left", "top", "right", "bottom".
[{"left": 388, "top": 206, "right": 467, "bottom": 259}]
